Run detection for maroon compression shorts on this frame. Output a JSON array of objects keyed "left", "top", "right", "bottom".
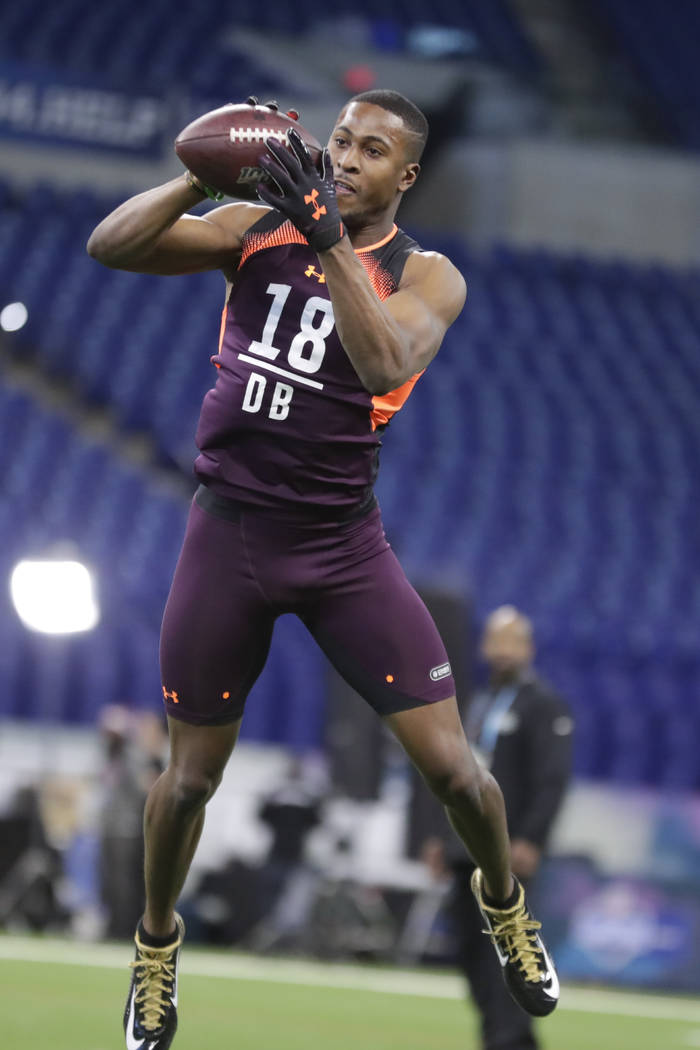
[{"left": 159, "top": 488, "right": 455, "bottom": 725}]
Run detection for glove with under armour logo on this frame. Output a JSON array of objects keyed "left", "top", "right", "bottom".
[{"left": 257, "top": 128, "right": 345, "bottom": 253}]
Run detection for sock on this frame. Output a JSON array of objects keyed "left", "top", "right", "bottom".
[
  {"left": 483, "top": 880, "right": 521, "bottom": 910},
  {"left": 137, "top": 918, "right": 178, "bottom": 948}
]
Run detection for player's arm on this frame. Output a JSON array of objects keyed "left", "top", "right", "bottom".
[
  {"left": 86, "top": 175, "right": 266, "bottom": 275},
  {"left": 257, "top": 130, "right": 466, "bottom": 394},
  {"left": 319, "top": 242, "right": 466, "bottom": 394}
]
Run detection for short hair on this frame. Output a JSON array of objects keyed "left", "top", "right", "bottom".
[
  {"left": 487, "top": 605, "right": 534, "bottom": 643},
  {"left": 348, "top": 89, "right": 428, "bottom": 162}
]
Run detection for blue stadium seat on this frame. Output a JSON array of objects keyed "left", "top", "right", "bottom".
[
  {"left": 0, "top": 0, "right": 539, "bottom": 97},
  {"left": 589, "top": 0, "right": 700, "bottom": 149}
]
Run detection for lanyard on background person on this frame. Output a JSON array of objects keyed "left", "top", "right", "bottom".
[{"left": 469, "top": 685, "right": 518, "bottom": 766}]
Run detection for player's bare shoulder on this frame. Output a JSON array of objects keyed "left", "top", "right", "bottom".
[
  {"left": 400, "top": 248, "right": 467, "bottom": 325},
  {"left": 205, "top": 200, "right": 269, "bottom": 242},
  {"left": 204, "top": 200, "right": 270, "bottom": 278}
]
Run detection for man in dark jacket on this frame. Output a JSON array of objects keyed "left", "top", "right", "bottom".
[{"left": 449, "top": 605, "right": 574, "bottom": 1050}]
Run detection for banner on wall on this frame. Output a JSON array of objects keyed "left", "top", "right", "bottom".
[
  {"left": 0, "top": 61, "right": 170, "bottom": 156},
  {"left": 533, "top": 855, "right": 700, "bottom": 991},
  {"left": 530, "top": 785, "right": 700, "bottom": 991}
]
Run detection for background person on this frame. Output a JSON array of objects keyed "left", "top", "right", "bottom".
[
  {"left": 250, "top": 755, "right": 323, "bottom": 953},
  {"left": 448, "top": 605, "right": 574, "bottom": 1050}
]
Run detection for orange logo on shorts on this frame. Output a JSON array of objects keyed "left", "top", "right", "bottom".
[{"left": 162, "top": 686, "right": 179, "bottom": 703}]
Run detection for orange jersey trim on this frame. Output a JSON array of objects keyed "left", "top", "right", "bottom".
[
  {"left": 359, "top": 225, "right": 419, "bottom": 426},
  {"left": 371, "top": 370, "right": 425, "bottom": 431},
  {"left": 211, "top": 304, "right": 228, "bottom": 367},
  {"left": 354, "top": 225, "right": 398, "bottom": 256},
  {"left": 239, "top": 220, "right": 308, "bottom": 268},
  {"left": 218, "top": 305, "right": 228, "bottom": 351}
]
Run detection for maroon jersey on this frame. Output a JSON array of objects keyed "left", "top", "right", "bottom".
[{"left": 194, "top": 211, "right": 423, "bottom": 517}]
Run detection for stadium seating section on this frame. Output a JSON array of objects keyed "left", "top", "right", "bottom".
[
  {"left": 0, "top": 0, "right": 538, "bottom": 101},
  {"left": 3, "top": 0, "right": 699, "bottom": 149},
  {"left": 0, "top": 183, "right": 698, "bottom": 789},
  {"left": 3, "top": 0, "right": 700, "bottom": 149},
  {"left": 589, "top": 0, "right": 700, "bottom": 149}
]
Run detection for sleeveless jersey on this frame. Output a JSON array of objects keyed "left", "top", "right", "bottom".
[{"left": 194, "top": 211, "right": 423, "bottom": 518}]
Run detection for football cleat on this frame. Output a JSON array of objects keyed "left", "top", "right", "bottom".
[
  {"left": 471, "top": 869, "right": 559, "bottom": 1017},
  {"left": 124, "top": 914, "right": 185, "bottom": 1050}
]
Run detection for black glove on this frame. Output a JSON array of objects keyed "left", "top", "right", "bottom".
[
  {"left": 257, "top": 128, "right": 345, "bottom": 254},
  {"left": 245, "top": 96, "right": 300, "bottom": 121}
]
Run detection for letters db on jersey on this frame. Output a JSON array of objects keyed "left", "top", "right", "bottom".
[{"left": 194, "top": 213, "right": 423, "bottom": 517}]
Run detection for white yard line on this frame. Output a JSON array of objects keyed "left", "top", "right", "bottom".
[{"left": 1, "top": 936, "right": 699, "bottom": 1023}]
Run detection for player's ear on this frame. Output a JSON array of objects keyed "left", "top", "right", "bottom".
[{"left": 399, "top": 163, "right": 420, "bottom": 193}]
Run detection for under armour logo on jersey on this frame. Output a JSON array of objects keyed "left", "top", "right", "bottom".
[
  {"left": 304, "top": 264, "right": 326, "bottom": 283},
  {"left": 162, "top": 686, "right": 179, "bottom": 703},
  {"left": 304, "top": 187, "right": 327, "bottom": 221}
]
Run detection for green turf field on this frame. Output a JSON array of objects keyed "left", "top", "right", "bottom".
[{"left": 1, "top": 937, "right": 698, "bottom": 1050}]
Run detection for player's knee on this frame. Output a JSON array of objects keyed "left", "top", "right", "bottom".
[
  {"left": 426, "top": 762, "right": 487, "bottom": 815},
  {"left": 169, "top": 764, "right": 222, "bottom": 811}
]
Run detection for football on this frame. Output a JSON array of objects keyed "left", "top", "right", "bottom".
[{"left": 174, "top": 103, "right": 323, "bottom": 201}]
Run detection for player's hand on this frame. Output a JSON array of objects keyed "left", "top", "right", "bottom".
[
  {"left": 185, "top": 169, "right": 224, "bottom": 201},
  {"left": 257, "top": 128, "right": 345, "bottom": 254},
  {"left": 245, "top": 96, "right": 300, "bottom": 121}
]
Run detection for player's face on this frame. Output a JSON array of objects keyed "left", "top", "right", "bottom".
[
  {"left": 481, "top": 622, "right": 533, "bottom": 677},
  {"left": 327, "top": 102, "right": 420, "bottom": 229}
]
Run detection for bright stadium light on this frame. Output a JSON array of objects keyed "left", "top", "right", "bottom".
[
  {"left": 0, "top": 301, "right": 28, "bottom": 332},
  {"left": 10, "top": 558, "right": 100, "bottom": 634}
]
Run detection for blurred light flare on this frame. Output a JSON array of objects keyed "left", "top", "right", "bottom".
[
  {"left": 10, "top": 558, "right": 100, "bottom": 633},
  {"left": 0, "top": 301, "right": 28, "bottom": 331}
]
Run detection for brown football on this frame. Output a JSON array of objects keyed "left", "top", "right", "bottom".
[{"left": 174, "top": 103, "right": 323, "bottom": 201}]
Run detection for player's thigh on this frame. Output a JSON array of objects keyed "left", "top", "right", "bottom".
[
  {"left": 160, "top": 501, "right": 275, "bottom": 725},
  {"left": 302, "top": 545, "right": 455, "bottom": 717}
]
